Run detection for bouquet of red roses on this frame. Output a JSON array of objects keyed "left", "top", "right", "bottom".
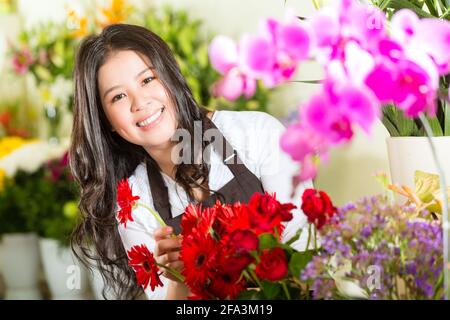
[{"left": 117, "top": 178, "right": 336, "bottom": 300}]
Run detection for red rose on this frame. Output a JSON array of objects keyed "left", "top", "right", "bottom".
[
  {"left": 116, "top": 178, "right": 140, "bottom": 227},
  {"left": 247, "top": 192, "right": 296, "bottom": 235},
  {"left": 229, "top": 229, "right": 259, "bottom": 253},
  {"left": 255, "top": 247, "right": 288, "bottom": 281},
  {"left": 301, "top": 188, "right": 337, "bottom": 230},
  {"left": 127, "top": 244, "right": 163, "bottom": 291}
]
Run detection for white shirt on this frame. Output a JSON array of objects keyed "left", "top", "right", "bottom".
[{"left": 117, "top": 110, "right": 314, "bottom": 300}]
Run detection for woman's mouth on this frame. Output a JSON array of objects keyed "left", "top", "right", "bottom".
[{"left": 136, "top": 107, "right": 165, "bottom": 128}]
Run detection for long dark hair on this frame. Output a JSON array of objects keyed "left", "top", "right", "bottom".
[{"left": 69, "top": 24, "right": 212, "bottom": 299}]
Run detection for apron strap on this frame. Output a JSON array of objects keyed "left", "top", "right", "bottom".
[{"left": 145, "top": 111, "right": 255, "bottom": 233}]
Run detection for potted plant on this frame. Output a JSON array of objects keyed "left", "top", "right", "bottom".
[
  {"left": 367, "top": 1, "right": 450, "bottom": 191},
  {"left": 0, "top": 136, "right": 44, "bottom": 300},
  {"left": 0, "top": 171, "right": 42, "bottom": 300},
  {"left": 35, "top": 151, "right": 92, "bottom": 300}
]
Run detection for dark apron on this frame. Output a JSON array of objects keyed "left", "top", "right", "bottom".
[{"left": 145, "top": 116, "right": 265, "bottom": 234}]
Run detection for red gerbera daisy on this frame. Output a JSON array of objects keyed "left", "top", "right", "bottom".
[
  {"left": 127, "top": 244, "right": 163, "bottom": 291},
  {"left": 181, "top": 233, "right": 219, "bottom": 288},
  {"left": 181, "top": 204, "right": 202, "bottom": 236},
  {"left": 208, "top": 269, "right": 246, "bottom": 300},
  {"left": 116, "top": 178, "right": 140, "bottom": 227}
]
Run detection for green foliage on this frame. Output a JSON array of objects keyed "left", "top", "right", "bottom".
[
  {"left": 0, "top": 159, "right": 79, "bottom": 246},
  {"left": 371, "top": 1, "right": 450, "bottom": 136},
  {"left": 18, "top": 22, "right": 76, "bottom": 85}
]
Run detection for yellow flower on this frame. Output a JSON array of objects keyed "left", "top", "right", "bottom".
[
  {"left": 0, "top": 136, "right": 28, "bottom": 159},
  {"left": 0, "top": 168, "right": 5, "bottom": 192},
  {"left": 67, "top": 9, "right": 88, "bottom": 39},
  {"left": 97, "top": 0, "right": 132, "bottom": 28}
]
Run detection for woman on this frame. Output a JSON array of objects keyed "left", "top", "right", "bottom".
[{"left": 70, "top": 23, "right": 313, "bottom": 300}]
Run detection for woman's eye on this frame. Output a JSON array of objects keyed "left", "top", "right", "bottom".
[
  {"left": 112, "top": 93, "right": 126, "bottom": 103},
  {"left": 142, "top": 76, "right": 155, "bottom": 85}
]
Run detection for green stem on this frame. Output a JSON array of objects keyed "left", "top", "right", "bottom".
[
  {"left": 313, "top": 225, "right": 318, "bottom": 251},
  {"left": 418, "top": 113, "right": 450, "bottom": 300},
  {"left": 441, "top": 7, "right": 450, "bottom": 18},
  {"left": 138, "top": 202, "right": 167, "bottom": 227},
  {"left": 306, "top": 223, "right": 312, "bottom": 251},
  {"left": 281, "top": 281, "right": 292, "bottom": 300},
  {"left": 249, "top": 269, "right": 263, "bottom": 288},
  {"left": 312, "top": 0, "right": 320, "bottom": 10},
  {"left": 155, "top": 262, "right": 185, "bottom": 282}
]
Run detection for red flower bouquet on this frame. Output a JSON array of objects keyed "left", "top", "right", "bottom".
[
  {"left": 178, "top": 192, "right": 315, "bottom": 300},
  {"left": 118, "top": 178, "right": 336, "bottom": 300}
]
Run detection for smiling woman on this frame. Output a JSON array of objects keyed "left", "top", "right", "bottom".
[
  {"left": 97, "top": 50, "right": 178, "bottom": 155},
  {"left": 69, "top": 24, "right": 313, "bottom": 300}
]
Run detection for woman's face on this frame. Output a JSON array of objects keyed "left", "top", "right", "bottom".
[{"left": 98, "top": 50, "right": 178, "bottom": 150}]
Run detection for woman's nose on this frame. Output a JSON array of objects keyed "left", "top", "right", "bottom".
[{"left": 131, "top": 95, "right": 150, "bottom": 113}]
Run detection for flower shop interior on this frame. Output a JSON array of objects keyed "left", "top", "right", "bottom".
[{"left": 0, "top": 0, "right": 449, "bottom": 300}]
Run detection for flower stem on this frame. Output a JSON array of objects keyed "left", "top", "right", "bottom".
[
  {"left": 155, "top": 262, "right": 185, "bottom": 282},
  {"left": 249, "top": 269, "right": 263, "bottom": 288},
  {"left": 419, "top": 113, "right": 450, "bottom": 300},
  {"left": 281, "top": 281, "right": 292, "bottom": 300},
  {"left": 312, "top": 0, "right": 321, "bottom": 10},
  {"left": 306, "top": 223, "right": 312, "bottom": 251},
  {"left": 138, "top": 202, "right": 167, "bottom": 227},
  {"left": 313, "top": 225, "right": 318, "bottom": 252}
]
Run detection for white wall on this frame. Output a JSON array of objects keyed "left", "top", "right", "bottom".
[{"left": 0, "top": 0, "right": 391, "bottom": 205}]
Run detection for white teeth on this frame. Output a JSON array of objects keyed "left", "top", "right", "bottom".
[{"left": 137, "top": 108, "right": 163, "bottom": 127}]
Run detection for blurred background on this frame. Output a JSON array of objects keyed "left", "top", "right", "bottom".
[{"left": 0, "top": 0, "right": 390, "bottom": 299}]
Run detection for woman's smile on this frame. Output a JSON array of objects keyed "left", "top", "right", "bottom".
[{"left": 136, "top": 106, "right": 166, "bottom": 130}]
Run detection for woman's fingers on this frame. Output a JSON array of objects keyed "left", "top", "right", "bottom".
[
  {"left": 154, "top": 226, "right": 173, "bottom": 241},
  {"left": 161, "top": 261, "right": 184, "bottom": 282},
  {"left": 155, "top": 237, "right": 182, "bottom": 257},
  {"left": 157, "top": 251, "right": 181, "bottom": 265}
]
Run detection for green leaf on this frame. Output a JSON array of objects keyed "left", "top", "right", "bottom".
[
  {"left": 389, "top": 0, "right": 435, "bottom": 18},
  {"left": 443, "top": 100, "right": 450, "bottom": 136},
  {"left": 258, "top": 233, "right": 278, "bottom": 250},
  {"left": 261, "top": 281, "right": 282, "bottom": 299},
  {"left": 289, "top": 251, "right": 313, "bottom": 278},
  {"left": 426, "top": 115, "right": 444, "bottom": 136},
  {"left": 381, "top": 113, "right": 401, "bottom": 136},
  {"left": 382, "top": 105, "right": 421, "bottom": 136},
  {"left": 288, "top": 80, "right": 321, "bottom": 84},
  {"left": 285, "top": 228, "right": 302, "bottom": 247},
  {"left": 414, "top": 170, "right": 440, "bottom": 203}
]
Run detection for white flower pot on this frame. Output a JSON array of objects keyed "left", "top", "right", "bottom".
[
  {"left": 0, "top": 233, "right": 42, "bottom": 299},
  {"left": 386, "top": 137, "right": 450, "bottom": 191},
  {"left": 39, "top": 238, "right": 92, "bottom": 299}
]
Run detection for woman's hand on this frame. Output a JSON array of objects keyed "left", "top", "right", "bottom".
[{"left": 154, "top": 226, "right": 184, "bottom": 282}]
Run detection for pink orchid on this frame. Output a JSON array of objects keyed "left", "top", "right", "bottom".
[
  {"left": 365, "top": 59, "right": 437, "bottom": 117},
  {"left": 280, "top": 123, "right": 328, "bottom": 162},
  {"left": 239, "top": 16, "right": 310, "bottom": 87},
  {"left": 209, "top": 35, "right": 256, "bottom": 101},
  {"left": 211, "top": 67, "right": 256, "bottom": 101},
  {"left": 307, "top": 0, "right": 386, "bottom": 64},
  {"left": 391, "top": 10, "right": 450, "bottom": 75}
]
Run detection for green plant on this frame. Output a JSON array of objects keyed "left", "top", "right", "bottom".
[
  {"left": 0, "top": 154, "right": 80, "bottom": 246},
  {"left": 370, "top": 0, "right": 450, "bottom": 136}
]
